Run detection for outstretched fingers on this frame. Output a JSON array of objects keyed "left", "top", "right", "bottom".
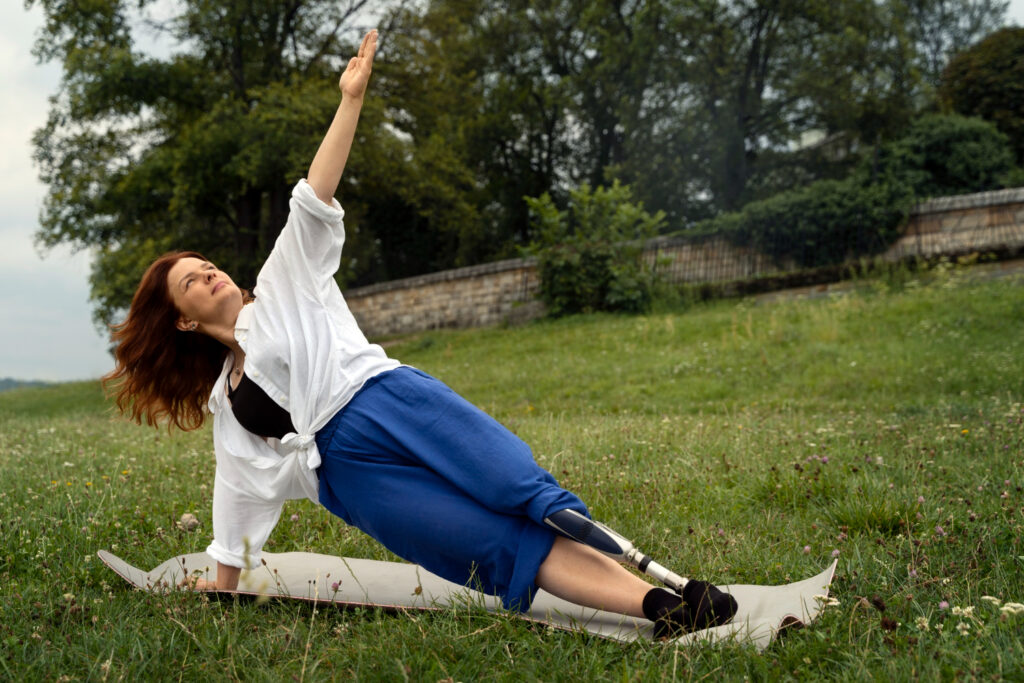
[
  {"left": 358, "top": 28, "right": 377, "bottom": 60},
  {"left": 339, "top": 29, "right": 378, "bottom": 98}
]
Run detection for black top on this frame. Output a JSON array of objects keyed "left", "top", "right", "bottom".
[{"left": 227, "top": 372, "right": 296, "bottom": 440}]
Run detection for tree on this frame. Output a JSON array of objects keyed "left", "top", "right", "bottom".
[
  {"left": 382, "top": 0, "right": 669, "bottom": 254},
  {"left": 939, "top": 26, "right": 1024, "bottom": 164},
  {"left": 904, "top": 0, "right": 1009, "bottom": 89},
  {"left": 30, "top": 0, "right": 384, "bottom": 327}
]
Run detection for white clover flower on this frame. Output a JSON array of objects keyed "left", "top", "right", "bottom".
[
  {"left": 956, "top": 621, "right": 971, "bottom": 636},
  {"left": 1000, "top": 602, "right": 1024, "bottom": 616},
  {"left": 951, "top": 606, "right": 974, "bottom": 617},
  {"left": 915, "top": 616, "right": 929, "bottom": 631},
  {"left": 813, "top": 594, "right": 840, "bottom": 607},
  {"left": 980, "top": 595, "right": 1001, "bottom": 606}
]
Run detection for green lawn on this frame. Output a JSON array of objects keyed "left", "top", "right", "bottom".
[{"left": 2, "top": 265, "right": 1022, "bottom": 680}]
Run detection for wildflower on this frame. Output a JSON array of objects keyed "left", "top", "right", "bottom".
[
  {"left": 1000, "top": 602, "right": 1024, "bottom": 616},
  {"left": 980, "top": 596, "right": 1001, "bottom": 606},
  {"left": 290, "top": 513, "right": 300, "bottom": 522},
  {"left": 831, "top": 549, "right": 840, "bottom": 558},
  {"left": 802, "top": 545, "right": 811, "bottom": 554},
  {"left": 961, "top": 429, "right": 969, "bottom": 436},
  {"left": 956, "top": 621, "right": 970, "bottom": 636},
  {"left": 176, "top": 513, "right": 199, "bottom": 532},
  {"left": 821, "top": 456, "right": 829, "bottom": 464},
  {"left": 952, "top": 606, "right": 974, "bottom": 617},
  {"left": 813, "top": 595, "right": 840, "bottom": 607},
  {"left": 915, "top": 616, "right": 929, "bottom": 631},
  {"left": 909, "top": 569, "right": 918, "bottom": 578},
  {"left": 63, "top": 593, "right": 75, "bottom": 603},
  {"left": 330, "top": 581, "right": 340, "bottom": 592},
  {"left": 935, "top": 525, "right": 946, "bottom": 536},
  {"left": 939, "top": 601, "right": 949, "bottom": 610}
]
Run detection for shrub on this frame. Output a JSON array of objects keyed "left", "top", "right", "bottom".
[
  {"left": 695, "top": 176, "right": 914, "bottom": 269},
  {"left": 526, "top": 182, "right": 666, "bottom": 316},
  {"left": 865, "top": 113, "right": 1016, "bottom": 198}
]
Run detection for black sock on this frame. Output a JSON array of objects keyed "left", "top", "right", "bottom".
[
  {"left": 642, "top": 588, "right": 691, "bottom": 639},
  {"left": 681, "top": 580, "right": 739, "bottom": 631}
]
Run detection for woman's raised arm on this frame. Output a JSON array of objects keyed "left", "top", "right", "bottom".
[{"left": 307, "top": 29, "right": 378, "bottom": 205}]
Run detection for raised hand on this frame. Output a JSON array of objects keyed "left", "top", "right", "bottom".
[{"left": 339, "top": 29, "right": 378, "bottom": 101}]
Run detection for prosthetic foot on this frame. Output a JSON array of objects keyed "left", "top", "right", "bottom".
[{"left": 642, "top": 582, "right": 739, "bottom": 639}]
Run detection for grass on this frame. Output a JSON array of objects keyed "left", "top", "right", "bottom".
[{"left": 2, "top": 264, "right": 1023, "bottom": 680}]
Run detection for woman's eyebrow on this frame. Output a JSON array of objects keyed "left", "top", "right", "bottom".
[{"left": 178, "top": 262, "right": 213, "bottom": 290}]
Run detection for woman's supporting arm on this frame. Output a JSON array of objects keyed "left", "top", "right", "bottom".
[
  {"left": 307, "top": 29, "right": 378, "bottom": 205},
  {"left": 181, "top": 562, "right": 241, "bottom": 592}
]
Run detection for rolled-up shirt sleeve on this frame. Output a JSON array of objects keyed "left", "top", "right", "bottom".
[
  {"left": 206, "top": 468, "right": 285, "bottom": 570},
  {"left": 257, "top": 178, "right": 346, "bottom": 304}
]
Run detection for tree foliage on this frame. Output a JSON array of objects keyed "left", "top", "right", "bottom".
[
  {"left": 904, "top": 0, "right": 1009, "bottom": 88},
  {"left": 30, "top": 0, "right": 383, "bottom": 327},
  {"left": 939, "top": 26, "right": 1024, "bottom": 164},
  {"left": 29, "top": 0, "right": 1015, "bottom": 329},
  {"left": 867, "top": 113, "right": 1016, "bottom": 197},
  {"left": 695, "top": 112, "right": 1012, "bottom": 270}
]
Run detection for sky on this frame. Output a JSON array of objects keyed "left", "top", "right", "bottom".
[{"left": 1, "top": 2, "right": 1023, "bottom": 383}]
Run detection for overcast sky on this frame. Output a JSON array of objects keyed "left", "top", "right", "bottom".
[{"left": 2, "top": 2, "right": 1023, "bottom": 382}]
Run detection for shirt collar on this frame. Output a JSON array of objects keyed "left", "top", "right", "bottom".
[{"left": 235, "top": 302, "right": 254, "bottom": 333}]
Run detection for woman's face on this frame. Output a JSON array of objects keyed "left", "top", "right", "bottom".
[{"left": 166, "top": 257, "right": 244, "bottom": 332}]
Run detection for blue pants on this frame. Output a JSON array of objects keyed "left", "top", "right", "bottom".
[{"left": 315, "top": 367, "right": 588, "bottom": 611}]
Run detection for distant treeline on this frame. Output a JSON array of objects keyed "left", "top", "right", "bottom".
[
  {"left": 0, "top": 378, "right": 50, "bottom": 393},
  {"left": 28, "top": 1, "right": 1023, "bottom": 328}
]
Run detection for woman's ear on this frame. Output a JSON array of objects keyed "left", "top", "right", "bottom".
[{"left": 175, "top": 316, "right": 195, "bottom": 332}]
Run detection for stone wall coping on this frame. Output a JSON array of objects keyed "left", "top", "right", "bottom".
[
  {"left": 346, "top": 256, "right": 536, "bottom": 297},
  {"left": 911, "top": 186, "right": 1024, "bottom": 214}
]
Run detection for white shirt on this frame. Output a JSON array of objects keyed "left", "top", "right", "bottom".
[{"left": 205, "top": 179, "right": 400, "bottom": 569}]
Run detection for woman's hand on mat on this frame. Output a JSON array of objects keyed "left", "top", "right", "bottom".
[
  {"left": 179, "top": 563, "right": 241, "bottom": 592},
  {"left": 179, "top": 575, "right": 217, "bottom": 591},
  {"left": 339, "top": 29, "right": 378, "bottom": 101}
]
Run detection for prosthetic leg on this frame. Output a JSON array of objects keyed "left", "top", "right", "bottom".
[{"left": 545, "top": 509, "right": 738, "bottom": 637}]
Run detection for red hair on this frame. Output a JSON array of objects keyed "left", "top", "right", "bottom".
[{"left": 103, "top": 251, "right": 228, "bottom": 431}]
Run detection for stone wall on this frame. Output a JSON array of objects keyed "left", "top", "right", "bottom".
[
  {"left": 345, "top": 258, "right": 542, "bottom": 338},
  {"left": 644, "top": 236, "right": 787, "bottom": 284},
  {"left": 884, "top": 188, "right": 1024, "bottom": 261},
  {"left": 345, "top": 187, "right": 1024, "bottom": 338}
]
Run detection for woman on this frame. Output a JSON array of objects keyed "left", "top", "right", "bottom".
[{"left": 105, "top": 30, "right": 735, "bottom": 639}]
